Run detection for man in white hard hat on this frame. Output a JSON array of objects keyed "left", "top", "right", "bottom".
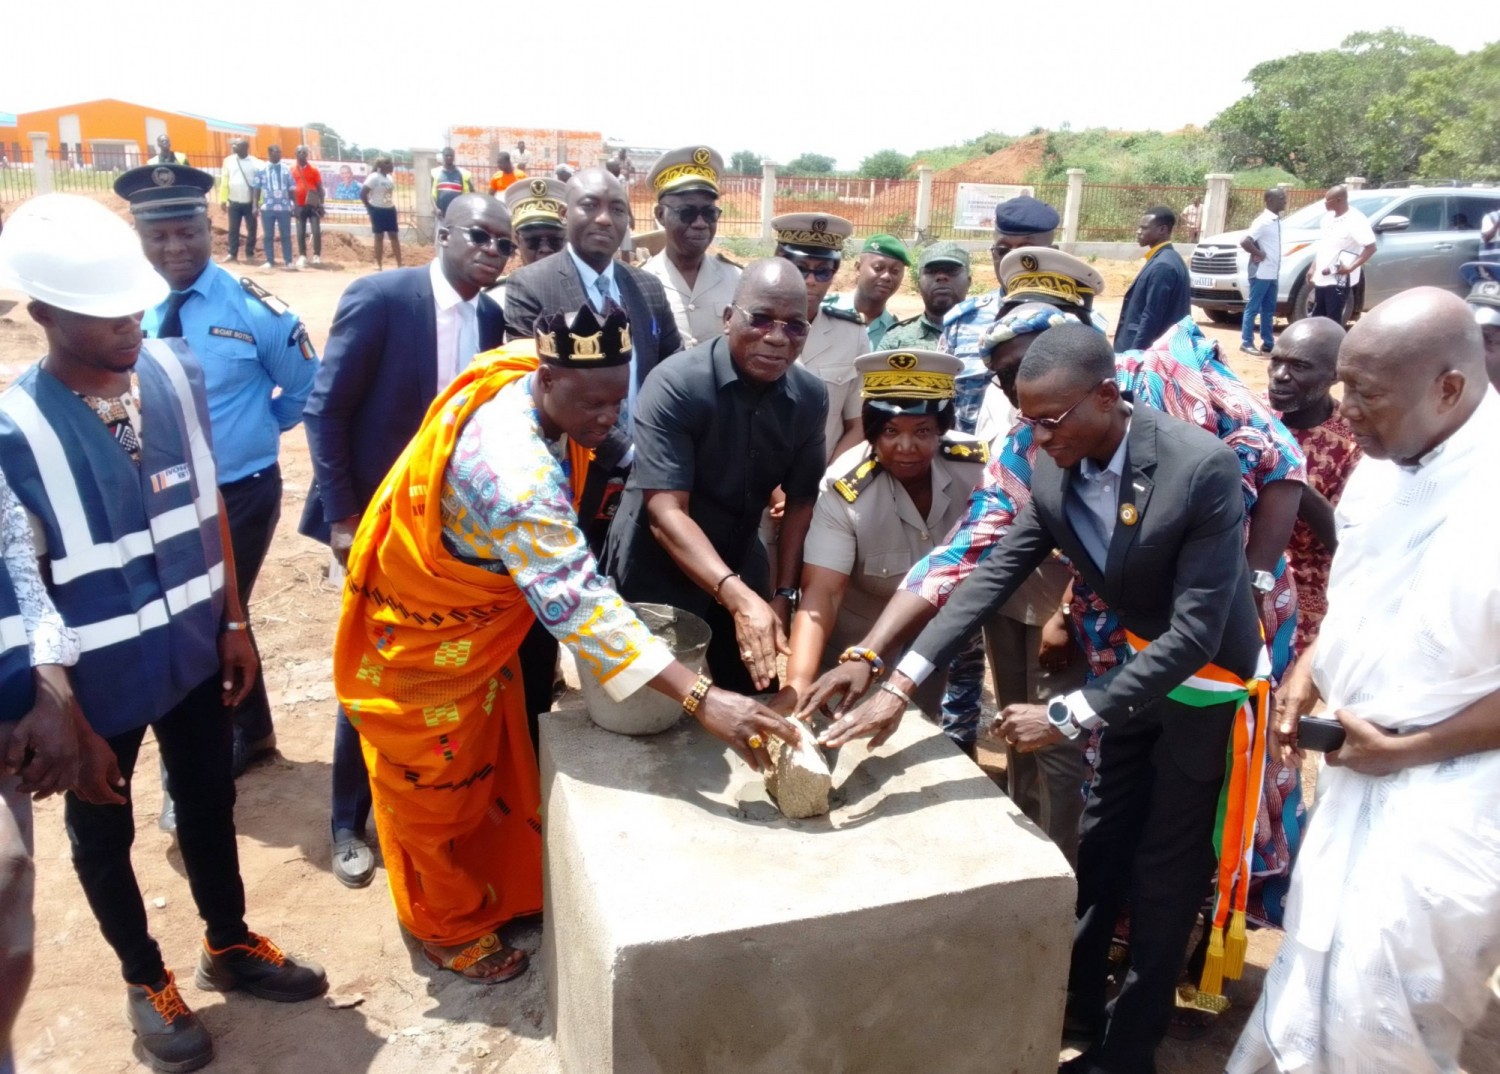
[{"left": 0, "top": 194, "right": 328, "bottom": 1074}]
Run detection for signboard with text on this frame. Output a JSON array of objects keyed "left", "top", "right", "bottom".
[
  {"left": 317, "top": 159, "right": 370, "bottom": 217},
  {"left": 953, "top": 183, "right": 1036, "bottom": 231}
]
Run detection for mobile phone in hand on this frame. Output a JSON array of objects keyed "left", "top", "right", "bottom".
[{"left": 1298, "top": 715, "right": 1346, "bottom": 752}]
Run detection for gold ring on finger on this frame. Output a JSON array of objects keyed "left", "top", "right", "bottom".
[{"left": 747, "top": 733, "right": 764, "bottom": 750}]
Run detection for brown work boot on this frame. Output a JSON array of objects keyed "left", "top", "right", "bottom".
[{"left": 125, "top": 971, "right": 213, "bottom": 1073}]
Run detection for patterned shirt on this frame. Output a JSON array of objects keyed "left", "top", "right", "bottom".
[
  {"left": 1285, "top": 413, "right": 1361, "bottom": 652},
  {"left": 439, "top": 374, "right": 670, "bottom": 696},
  {"left": 2, "top": 476, "right": 79, "bottom": 669},
  {"left": 254, "top": 161, "right": 296, "bottom": 213},
  {"left": 906, "top": 317, "right": 1306, "bottom": 679},
  {"left": 937, "top": 289, "right": 1006, "bottom": 433}
]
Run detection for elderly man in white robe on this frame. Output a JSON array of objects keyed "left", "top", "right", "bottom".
[{"left": 1230, "top": 286, "right": 1500, "bottom": 1074}]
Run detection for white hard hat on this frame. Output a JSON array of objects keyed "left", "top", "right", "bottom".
[{"left": 0, "top": 194, "right": 167, "bottom": 317}]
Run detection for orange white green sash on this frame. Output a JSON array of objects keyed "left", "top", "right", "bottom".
[{"left": 1125, "top": 631, "right": 1271, "bottom": 1012}]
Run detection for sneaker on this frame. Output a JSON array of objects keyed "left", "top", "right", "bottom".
[
  {"left": 126, "top": 971, "right": 213, "bottom": 1073},
  {"left": 261, "top": 261, "right": 274, "bottom": 270},
  {"left": 196, "top": 932, "right": 327, "bottom": 1002},
  {"left": 1238, "top": 343, "right": 1262, "bottom": 356},
  {"left": 332, "top": 829, "right": 376, "bottom": 889},
  {"left": 311, "top": 255, "right": 321, "bottom": 266},
  {"left": 295, "top": 255, "right": 307, "bottom": 269},
  {"left": 219, "top": 254, "right": 238, "bottom": 264}
]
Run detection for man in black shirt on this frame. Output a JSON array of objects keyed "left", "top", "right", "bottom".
[{"left": 603, "top": 259, "right": 828, "bottom": 694}]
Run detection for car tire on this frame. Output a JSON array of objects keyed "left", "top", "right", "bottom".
[
  {"left": 1203, "top": 308, "right": 1241, "bottom": 325},
  {"left": 1288, "top": 275, "right": 1315, "bottom": 323}
]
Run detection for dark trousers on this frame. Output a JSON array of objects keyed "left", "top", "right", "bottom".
[
  {"left": 517, "top": 618, "right": 558, "bottom": 756},
  {"left": 296, "top": 206, "right": 322, "bottom": 258},
  {"left": 1067, "top": 698, "right": 1234, "bottom": 1074},
  {"left": 1310, "top": 283, "right": 1351, "bottom": 325},
  {"left": 65, "top": 675, "right": 250, "bottom": 986},
  {"left": 220, "top": 465, "right": 282, "bottom": 743},
  {"left": 330, "top": 705, "right": 372, "bottom": 837},
  {"left": 226, "top": 201, "right": 257, "bottom": 260}
]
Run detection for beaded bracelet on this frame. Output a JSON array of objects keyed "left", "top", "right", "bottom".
[
  {"left": 838, "top": 646, "right": 885, "bottom": 679},
  {"left": 681, "top": 673, "right": 713, "bottom": 717}
]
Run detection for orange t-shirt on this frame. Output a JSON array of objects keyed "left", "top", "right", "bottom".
[
  {"left": 292, "top": 164, "right": 322, "bottom": 206},
  {"left": 489, "top": 169, "right": 527, "bottom": 194}
]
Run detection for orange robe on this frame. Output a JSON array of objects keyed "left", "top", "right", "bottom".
[{"left": 332, "top": 345, "right": 591, "bottom": 946}]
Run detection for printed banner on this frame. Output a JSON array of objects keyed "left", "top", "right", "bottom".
[
  {"left": 954, "top": 183, "right": 1037, "bottom": 231},
  {"left": 318, "top": 159, "right": 371, "bottom": 217}
]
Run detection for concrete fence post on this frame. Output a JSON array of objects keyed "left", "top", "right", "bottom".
[
  {"left": 760, "top": 162, "right": 777, "bottom": 242},
  {"left": 1062, "top": 168, "right": 1085, "bottom": 246},
  {"left": 29, "top": 133, "right": 51, "bottom": 195},
  {"left": 914, "top": 166, "right": 933, "bottom": 243},
  {"left": 1344, "top": 176, "right": 1366, "bottom": 191},
  {"left": 1202, "top": 173, "right": 1233, "bottom": 239},
  {"left": 412, "top": 148, "right": 437, "bottom": 243}
]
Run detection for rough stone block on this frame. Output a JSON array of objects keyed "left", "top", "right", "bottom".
[
  {"left": 541, "top": 699, "right": 1076, "bottom": 1074},
  {"left": 762, "top": 718, "right": 831, "bottom": 818}
]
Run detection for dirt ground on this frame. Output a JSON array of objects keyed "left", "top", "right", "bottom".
[{"left": 4, "top": 229, "right": 1497, "bottom": 1074}]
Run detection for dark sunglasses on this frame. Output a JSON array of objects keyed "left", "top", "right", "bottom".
[
  {"left": 450, "top": 226, "right": 515, "bottom": 257},
  {"left": 780, "top": 254, "right": 837, "bottom": 283},
  {"left": 1017, "top": 377, "right": 1112, "bottom": 430},
  {"left": 666, "top": 204, "right": 723, "bottom": 225},
  {"left": 521, "top": 231, "right": 563, "bottom": 251},
  {"left": 731, "top": 304, "right": 810, "bottom": 340}
]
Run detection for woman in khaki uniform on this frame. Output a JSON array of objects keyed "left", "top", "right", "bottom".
[{"left": 780, "top": 349, "right": 987, "bottom": 715}]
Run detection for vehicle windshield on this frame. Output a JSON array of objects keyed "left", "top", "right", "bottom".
[{"left": 1283, "top": 193, "right": 1398, "bottom": 228}]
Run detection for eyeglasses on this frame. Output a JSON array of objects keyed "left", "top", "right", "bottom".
[
  {"left": 731, "top": 304, "right": 810, "bottom": 340},
  {"left": 666, "top": 204, "right": 722, "bottom": 225},
  {"left": 450, "top": 226, "right": 516, "bottom": 257},
  {"left": 780, "top": 254, "right": 837, "bottom": 283},
  {"left": 1016, "top": 378, "right": 1112, "bottom": 430},
  {"left": 520, "top": 230, "right": 563, "bottom": 251}
]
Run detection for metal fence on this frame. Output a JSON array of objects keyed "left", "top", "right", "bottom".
[
  {"left": 0, "top": 149, "right": 421, "bottom": 227},
  {"left": 0, "top": 152, "right": 1330, "bottom": 245}
]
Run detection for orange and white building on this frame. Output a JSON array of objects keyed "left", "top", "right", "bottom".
[{"left": 5, "top": 99, "right": 306, "bottom": 169}]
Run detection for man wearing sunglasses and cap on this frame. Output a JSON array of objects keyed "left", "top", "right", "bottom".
[
  {"left": 823, "top": 233, "right": 912, "bottom": 347},
  {"left": 640, "top": 146, "right": 741, "bottom": 349},
  {"left": 300, "top": 190, "right": 511, "bottom": 888},
  {"left": 0, "top": 194, "right": 328, "bottom": 1073},
  {"left": 774, "top": 212, "right": 868, "bottom": 462},
  {"left": 491, "top": 176, "right": 570, "bottom": 307}
]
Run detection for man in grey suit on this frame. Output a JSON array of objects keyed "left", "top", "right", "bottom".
[
  {"left": 822, "top": 324, "right": 1266, "bottom": 1074},
  {"left": 502, "top": 166, "right": 681, "bottom": 549}
]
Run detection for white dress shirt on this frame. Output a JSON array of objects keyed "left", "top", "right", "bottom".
[{"left": 429, "top": 260, "right": 481, "bottom": 391}]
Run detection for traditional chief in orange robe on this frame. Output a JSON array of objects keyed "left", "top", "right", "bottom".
[{"left": 333, "top": 308, "right": 672, "bottom": 959}]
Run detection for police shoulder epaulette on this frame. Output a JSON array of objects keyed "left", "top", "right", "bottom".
[
  {"left": 240, "top": 276, "right": 295, "bottom": 319},
  {"left": 822, "top": 304, "right": 864, "bottom": 325},
  {"left": 715, "top": 252, "right": 744, "bottom": 270},
  {"left": 832, "top": 457, "right": 883, "bottom": 503},
  {"left": 941, "top": 437, "right": 989, "bottom": 464}
]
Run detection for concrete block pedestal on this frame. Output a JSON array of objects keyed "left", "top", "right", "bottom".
[{"left": 540, "top": 703, "right": 1075, "bottom": 1074}]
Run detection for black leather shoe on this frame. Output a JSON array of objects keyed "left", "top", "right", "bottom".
[
  {"left": 230, "top": 730, "right": 277, "bottom": 778},
  {"left": 126, "top": 972, "right": 213, "bottom": 1073},
  {"left": 195, "top": 932, "right": 328, "bottom": 1002}
]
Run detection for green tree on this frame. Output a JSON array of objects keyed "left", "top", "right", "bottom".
[
  {"left": 306, "top": 122, "right": 348, "bottom": 160},
  {"left": 1414, "top": 42, "right": 1500, "bottom": 178},
  {"left": 730, "top": 149, "right": 761, "bottom": 175},
  {"left": 785, "top": 153, "right": 836, "bottom": 175},
  {"left": 858, "top": 149, "right": 911, "bottom": 179},
  {"left": 1210, "top": 29, "right": 1462, "bottom": 185}
]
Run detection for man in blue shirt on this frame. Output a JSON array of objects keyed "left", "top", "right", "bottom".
[
  {"left": 117, "top": 163, "right": 318, "bottom": 781},
  {"left": 253, "top": 146, "right": 296, "bottom": 270}
]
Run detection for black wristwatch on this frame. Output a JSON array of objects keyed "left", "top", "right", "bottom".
[{"left": 773, "top": 587, "right": 800, "bottom": 608}]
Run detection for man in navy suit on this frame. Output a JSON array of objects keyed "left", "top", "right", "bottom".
[
  {"left": 502, "top": 166, "right": 682, "bottom": 550},
  {"left": 1114, "top": 206, "right": 1190, "bottom": 353},
  {"left": 299, "top": 192, "right": 511, "bottom": 888}
]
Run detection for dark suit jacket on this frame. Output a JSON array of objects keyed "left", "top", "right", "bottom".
[
  {"left": 910, "top": 406, "right": 1263, "bottom": 750},
  {"left": 1114, "top": 244, "right": 1191, "bottom": 353},
  {"left": 502, "top": 249, "right": 682, "bottom": 390},
  {"left": 297, "top": 266, "right": 504, "bottom": 543}
]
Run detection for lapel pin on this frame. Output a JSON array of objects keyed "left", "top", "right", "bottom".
[{"left": 1119, "top": 503, "right": 1140, "bottom": 527}]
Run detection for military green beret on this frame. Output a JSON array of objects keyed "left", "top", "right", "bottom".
[{"left": 862, "top": 233, "right": 912, "bottom": 267}]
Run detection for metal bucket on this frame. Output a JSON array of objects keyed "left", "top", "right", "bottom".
[{"left": 580, "top": 603, "right": 712, "bottom": 735}]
